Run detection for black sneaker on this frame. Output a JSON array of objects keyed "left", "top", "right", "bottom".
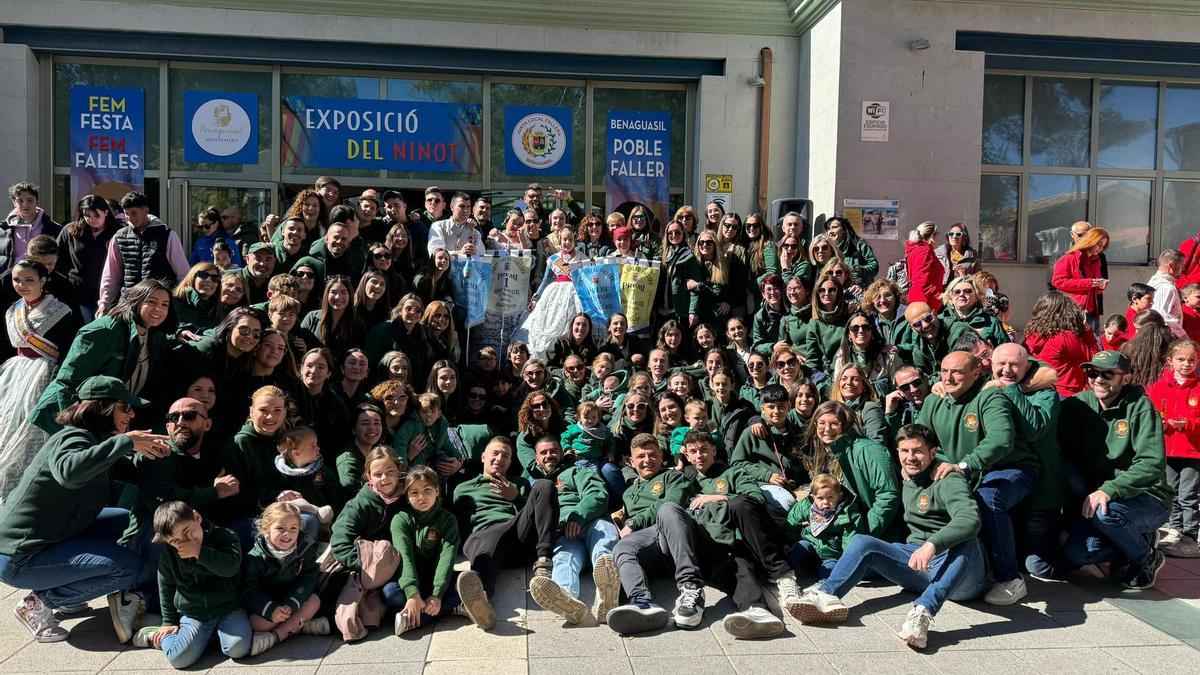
[
  {"left": 672, "top": 582, "right": 705, "bottom": 628},
  {"left": 1122, "top": 549, "right": 1166, "bottom": 590},
  {"left": 606, "top": 599, "right": 670, "bottom": 635}
]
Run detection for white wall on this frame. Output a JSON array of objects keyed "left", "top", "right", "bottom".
[
  {"left": 0, "top": 43, "right": 42, "bottom": 196},
  {"left": 804, "top": 4, "right": 843, "bottom": 215}
]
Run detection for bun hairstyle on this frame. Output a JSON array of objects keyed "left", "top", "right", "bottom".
[{"left": 908, "top": 221, "right": 937, "bottom": 243}]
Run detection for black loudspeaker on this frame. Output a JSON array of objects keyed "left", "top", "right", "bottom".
[{"left": 769, "top": 198, "right": 813, "bottom": 240}]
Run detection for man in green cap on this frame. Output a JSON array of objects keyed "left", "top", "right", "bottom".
[
  {"left": 239, "top": 243, "right": 277, "bottom": 304},
  {"left": 1059, "top": 350, "right": 1171, "bottom": 589}
]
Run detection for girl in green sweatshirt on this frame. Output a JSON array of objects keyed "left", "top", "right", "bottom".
[{"left": 388, "top": 466, "right": 463, "bottom": 636}]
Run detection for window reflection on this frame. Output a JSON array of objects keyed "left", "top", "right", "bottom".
[
  {"left": 1098, "top": 83, "right": 1157, "bottom": 170},
  {"left": 1163, "top": 181, "right": 1200, "bottom": 249},
  {"left": 979, "top": 175, "right": 1019, "bottom": 261},
  {"left": 1164, "top": 85, "right": 1200, "bottom": 172},
  {"left": 1027, "top": 174, "right": 1088, "bottom": 262},
  {"left": 1031, "top": 78, "right": 1091, "bottom": 168},
  {"left": 1096, "top": 179, "right": 1150, "bottom": 264},
  {"left": 982, "top": 75, "right": 1023, "bottom": 166}
]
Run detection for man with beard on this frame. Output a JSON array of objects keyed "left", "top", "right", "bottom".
[
  {"left": 884, "top": 365, "right": 930, "bottom": 437},
  {"left": 240, "top": 243, "right": 277, "bottom": 305}
]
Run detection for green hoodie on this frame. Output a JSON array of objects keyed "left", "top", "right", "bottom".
[
  {"left": 751, "top": 302, "right": 787, "bottom": 355},
  {"left": 242, "top": 533, "right": 319, "bottom": 620},
  {"left": 801, "top": 308, "right": 849, "bottom": 374},
  {"left": 892, "top": 319, "right": 972, "bottom": 377},
  {"left": 916, "top": 380, "right": 1038, "bottom": 477},
  {"left": 452, "top": 472, "right": 532, "bottom": 534},
  {"left": 687, "top": 461, "right": 762, "bottom": 546},
  {"left": 785, "top": 495, "right": 857, "bottom": 559},
  {"left": 393, "top": 415, "right": 451, "bottom": 469},
  {"left": 221, "top": 420, "right": 285, "bottom": 518},
  {"left": 526, "top": 458, "right": 609, "bottom": 529},
  {"left": 174, "top": 287, "right": 219, "bottom": 333},
  {"left": 902, "top": 461, "right": 982, "bottom": 551},
  {"left": 779, "top": 305, "right": 811, "bottom": 350},
  {"left": 158, "top": 522, "right": 242, "bottom": 625},
  {"left": 121, "top": 440, "right": 224, "bottom": 546},
  {"left": 730, "top": 420, "right": 807, "bottom": 485},
  {"left": 660, "top": 245, "right": 703, "bottom": 321},
  {"left": 828, "top": 435, "right": 904, "bottom": 541},
  {"left": 939, "top": 304, "right": 1010, "bottom": 347},
  {"left": 1059, "top": 386, "right": 1172, "bottom": 508},
  {"left": 623, "top": 467, "right": 697, "bottom": 531},
  {"left": 391, "top": 503, "right": 459, "bottom": 600},
  {"left": 998, "top": 384, "right": 1063, "bottom": 510},
  {"left": 330, "top": 483, "right": 405, "bottom": 570}
]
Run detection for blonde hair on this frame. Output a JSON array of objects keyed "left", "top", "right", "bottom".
[
  {"left": 276, "top": 426, "right": 317, "bottom": 459},
  {"left": 577, "top": 400, "right": 601, "bottom": 422},
  {"left": 417, "top": 391, "right": 442, "bottom": 410},
  {"left": 257, "top": 501, "right": 303, "bottom": 537},
  {"left": 907, "top": 221, "right": 937, "bottom": 243},
  {"left": 940, "top": 275, "right": 987, "bottom": 312},
  {"left": 830, "top": 363, "right": 877, "bottom": 403},
  {"left": 606, "top": 212, "right": 626, "bottom": 229},
  {"left": 1167, "top": 338, "right": 1199, "bottom": 361},
  {"left": 684, "top": 398, "right": 710, "bottom": 425},
  {"left": 1069, "top": 227, "right": 1110, "bottom": 254},
  {"left": 810, "top": 473, "right": 843, "bottom": 497}
]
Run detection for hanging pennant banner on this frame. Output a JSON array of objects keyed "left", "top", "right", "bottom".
[
  {"left": 450, "top": 253, "right": 492, "bottom": 328},
  {"left": 571, "top": 256, "right": 623, "bottom": 341},
  {"left": 70, "top": 85, "right": 145, "bottom": 199},
  {"left": 618, "top": 258, "right": 661, "bottom": 332},
  {"left": 467, "top": 250, "right": 533, "bottom": 365}
]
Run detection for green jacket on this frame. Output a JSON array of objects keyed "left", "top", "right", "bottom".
[
  {"left": 892, "top": 319, "right": 972, "bottom": 377},
  {"left": 330, "top": 483, "right": 405, "bottom": 570},
  {"left": 561, "top": 424, "right": 615, "bottom": 462},
  {"left": 842, "top": 396, "right": 888, "bottom": 447},
  {"left": 526, "top": 459, "right": 609, "bottom": 529},
  {"left": 30, "top": 316, "right": 170, "bottom": 433},
  {"left": 393, "top": 415, "right": 451, "bottom": 469},
  {"left": 220, "top": 420, "right": 285, "bottom": 519},
  {"left": 242, "top": 534, "right": 319, "bottom": 619},
  {"left": 939, "top": 305, "right": 1010, "bottom": 347},
  {"left": 121, "top": 440, "right": 224, "bottom": 546},
  {"left": 828, "top": 435, "right": 904, "bottom": 541},
  {"left": 174, "top": 288, "right": 219, "bottom": 333},
  {"left": 785, "top": 496, "right": 857, "bottom": 559},
  {"left": 835, "top": 234, "right": 879, "bottom": 284},
  {"left": 779, "top": 306, "right": 811, "bottom": 350},
  {"left": 730, "top": 421, "right": 807, "bottom": 485},
  {"left": 916, "top": 380, "right": 1038, "bottom": 477},
  {"left": 801, "top": 309, "right": 849, "bottom": 374},
  {"left": 623, "top": 467, "right": 697, "bottom": 531},
  {"left": 999, "top": 384, "right": 1064, "bottom": 510},
  {"left": 687, "top": 461, "right": 763, "bottom": 546},
  {"left": 902, "top": 461, "right": 982, "bottom": 551},
  {"left": 1059, "top": 387, "right": 1172, "bottom": 508},
  {"left": 335, "top": 444, "right": 369, "bottom": 506},
  {"left": 0, "top": 428, "right": 134, "bottom": 562},
  {"left": 391, "top": 503, "right": 459, "bottom": 600},
  {"left": 452, "top": 472, "right": 532, "bottom": 534},
  {"left": 751, "top": 303, "right": 787, "bottom": 355},
  {"left": 158, "top": 522, "right": 242, "bottom": 625},
  {"left": 660, "top": 245, "right": 703, "bottom": 321}
]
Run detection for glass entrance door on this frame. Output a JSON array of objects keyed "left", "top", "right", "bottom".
[{"left": 168, "top": 179, "right": 276, "bottom": 255}]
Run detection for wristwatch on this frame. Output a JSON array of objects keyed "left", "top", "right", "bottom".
[{"left": 957, "top": 461, "right": 970, "bottom": 473}]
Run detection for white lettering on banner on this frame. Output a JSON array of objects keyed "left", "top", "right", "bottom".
[
  {"left": 609, "top": 119, "right": 668, "bottom": 131},
  {"left": 609, "top": 160, "right": 666, "bottom": 178},
  {"left": 77, "top": 113, "right": 135, "bottom": 131},
  {"left": 303, "top": 107, "right": 420, "bottom": 134},
  {"left": 73, "top": 152, "right": 142, "bottom": 169}
]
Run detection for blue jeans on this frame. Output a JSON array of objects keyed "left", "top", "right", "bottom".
[
  {"left": 975, "top": 467, "right": 1038, "bottom": 582},
  {"left": 760, "top": 484, "right": 796, "bottom": 526},
  {"left": 380, "top": 577, "right": 463, "bottom": 627},
  {"left": 160, "top": 609, "right": 251, "bottom": 669},
  {"left": 552, "top": 518, "right": 619, "bottom": 598},
  {"left": 574, "top": 459, "right": 627, "bottom": 506},
  {"left": 0, "top": 508, "right": 141, "bottom": 608},
  {"left": 819, "top": 535, "right": 988, "bottom": 616},
  {"left": 787, "top": 540, "right": 839, "bottom": 579},
  {"left": 1021, "top": 508, "right": 1064, "bottom": 580},
  {"left": 1064, "top": 493, "right": 1169, "bottom": 569}
]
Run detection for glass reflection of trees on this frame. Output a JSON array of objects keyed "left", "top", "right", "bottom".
[{"left": 1030, "top": 77, "right": 1091, "bottom": 168}]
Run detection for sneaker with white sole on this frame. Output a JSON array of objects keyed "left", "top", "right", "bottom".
[
  {"left": 672, "top": 582, "right": 705, "bottom": 628},
  {"left": 722, "top": 605, "right": 784, "bottom": 639},
  {"left": 250, "top": 631, "right": 277, "bottom": 656},
  {"left": 984, "top": 576, "right": 1028, "bottom": 606},
  {"left": 14, "top": 593, "right": 68, "bottom": 643},
  {"left": 529, "top": 576, "right": 592, "bottom": 625},
  {"left": 606, "top": 599, "right": 670, "bottom": 634},
  {"left": 898, "top": 604, "right": 932, "bottom": 649},
  {"left": 792, "top": 587, "right": 848, "bottom": 624},
  {"left": 132, "top": 625, "right": 159, "bottom": 649},
  {"left": 107, "top": 590, "right": 145, "bottom": 644},
  {"left": 1158, "top": 527, "right": 1181, "bottom": 548},
  {"left": 394, "top": 610, "right": 416, "bottom": 637},
  {"left": 52, "top": 602, "right": 90, "bottom": 617},
  {"left": 456, "top": 570, "right": 496, "bottom": 630},
  {"left": 592, "top": 553, "right": 621, "bottom": 624},
  {"left": 300, "top": 616, "right": 330, "bottom": 635},
  {"left": 1162, "top": 534, "right": 1200, "bottom": 558},
  {"left": 774, "top": 573, "right": 802, "bottom": 616}
]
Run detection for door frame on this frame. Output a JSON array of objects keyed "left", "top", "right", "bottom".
[{"left": 167, "top": 178, "right": 279, "bottom": 251}]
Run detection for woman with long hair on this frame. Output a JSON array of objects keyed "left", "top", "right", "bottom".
[
  {"left": 384, "top": 222, "right": 416, "bottom": 283},
  {"left": 628, "top": 204, "right": 660, "bottom": 257},
  {"left": 862, "top": 278, "right": 906, "bottom": 344},
  {"left": 353, "top": 268, "right": 391, "bottom": 329},
  {"left": 301, "top": 275, "right": 363, "bottom": 355},
  {"left": 905, "top": 220, "right": 945, "bottom": 311},
  {"left": 1122, "top": 309, "right": 1175, "bottom": 388},
  {"left": 693, "top": 229, "right": 740, "bottom": 325},
  {"left": 935, "top": 222, "right": 980, "bottom": 285},
  {"left": 802, "top": 274, "right": 850, "bottom": 376},
  {"left": 515, "top": 390, "right": 566, "bottom": 470},
  {"left": 575, "top": 211, "right": 611, "bottom": 257},
  {"left": 1023, "top": 290, "right": 1098, "bottom": 397},
  {"left": 805, "top": 234, "right": 843, "bottom": 289},
  {"left": 369, "top": 378, "right": 415, "bottom": 441},
  {"left": 674, "top": 204, "right": 702, "bottom": 243},
  {"left": 743, "top": 213, "right": 778, "bottom": 284},
  {"left": 708, "top": 367, "right": 755, "bottom": 451},
  {"left": 828, "top": 363, "right": 888, "bottom": 445},
  {"left": 275, "top": 188, "right": 329, "bottom": 247},
  {"left": 789, "top": 378, "right": 821, "bottom": 429},
  {"left": 171, "top": 262, "right": 222, "bottom": 334},
  {"left": 777, "top": 234, "right": 808, "bottom": 286},
  {"left": 740, "top": 351, "right": 773, "bottom": 409},
  {"left": 336, "top": 403, "right": 386, "bottom": 503},
  {"left": 289, "top": 258, "right": 324, "bottom": 316},
  {"left": 412, "top": 248, "right": 455, "bottom": 309},
  {"left": 831, "top": 310, "right": 898, "bottom": 398},
  {"left": 703, "top": 201, "right": 724, "bottom": 232},
  {"left": 421, "top": 300, "right": 460, "bottom": 365},
  {"left": 334, "top": 347, "right": 372, "bottom": 408},
  {"left": 597, "top": 312, "right": 648, "bottom": 370},
  {"left": 771, "top": 344, "right": 805, "bottom": 393},
  {"left": 751, "top": 274, "right": 788, "bottom": 355},
  {"left": 545, "top": 312, "right": 598, "bottom": 369},
  {"left": 297, "top": 347, "right": 351, "bottom": 453},
  {"left": 823, "top": 215, "right": 878, "bottom": 285},
  {"left": 58, "top": 194, "right": 121, "bottom": 322},
  {"left": 656, "top": 319, "right": 689, "bottom": 365},
  {"left": 424, "top": 359, "right": 462, "bottom": 424},
  {"left": 659, "top": 219, "right": 705, "bottom": 328},
  {"left": 724, "top": 315, "right": 753, "bottom": 380},
  {"left": 1052, "top": 226, "right": 1110, "bottom": 335},
  {"left": 611, "top": 389, "right": 657, "bottom": 468},
  {"left": 939, "top": 275, "right": 1008, "bottom": 347}
]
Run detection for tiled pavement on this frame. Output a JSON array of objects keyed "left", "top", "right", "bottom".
[{"left": 0, "top": 559, "right": 1198, "bottom": 674}]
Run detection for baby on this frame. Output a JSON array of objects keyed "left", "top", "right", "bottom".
[{"left": 274, "top": 427, "right": 335, "bottom": 525}]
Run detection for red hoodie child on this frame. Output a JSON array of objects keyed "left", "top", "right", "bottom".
[{"left": 1147, "top": 366, "right": 1200, "bottom": 461}]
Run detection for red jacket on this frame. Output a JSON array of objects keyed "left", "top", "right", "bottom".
[
  {"left": 1023, "top": 328, "right": 1097, "bottom": 397},
  {"left": 904, "top": 241, "right": 945, "bottom": 312},
  {"left": 1184, "top": 305, "right": 1200, "bottom": 343},
  {"left": 1176, "top": 234, "right": 1200, "bottom": 289},
  {"left": 1147, "top": 370, "right": 1200, "bottom": 460},
  {"left": 1052, "top": 250, "right": 1103, "bottom": 315}
]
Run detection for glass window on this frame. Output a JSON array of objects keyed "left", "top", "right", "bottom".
[
  {"left": 1030, "top": 77, "right": 1091, "bottom": 168},
  {"left": 385, "top": 77, "right": 483, "bottom": 183},
  {"left": 54, "top": 62, "right": 160, "bottom": 170},
  {"left": 979, "top": 175, "right": 1019, "bottom": 261},
  {"left": 981, "top": 75, "right": 1023, "bottom": 166},
  {"left": 1096, "top": 178, "right": 1151, "bottom": 264},
  {"left": 1163, "top": 85, "right": 1200, "bottom": 172},
  {"left": 1163, "top": 180, "right": 1200, "bottom": 250},
  {"left": 280, "top": 73, "right": 382, "bottom": 178},
  {"left": 591, "top": 87, "right": 687, "bottom": 188},
  {"left": 1098, "top": 83, "right": 1158, "bottom": 170},
  {"left": 490, "top": 83, "right": 586, "bottom": 186},
  {"left": 169, "top": 68, "right": 272, "bottom": 175},
  {"left": 1026, "top": 174, "right": 1089, "bottom": 262}
]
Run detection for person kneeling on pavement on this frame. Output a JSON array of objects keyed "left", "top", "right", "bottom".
[{"left": 794, "top": 424, "right": 988, "bottom": 650}]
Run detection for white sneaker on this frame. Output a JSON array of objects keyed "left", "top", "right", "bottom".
[
  {"left": 529, "top": 576, "right": 592, "bottom": 625},
  {"left": 671, "top": 582, "right": 705, "bottom": 628},
  {"left": 592, "top": 554, "right": 621, "bottom": 624},
  {"left": 1162, "top": 534, "right": 1200, "bottom": 558},
  {"left": 1158, "top": 527, "right": 1182, "bottom": 548},
  {"left": 132, "top": 626, "right": 159, "bottom": 649},
  {"left": 722, "top": 605, "right": 784, "bottom": 639},
  {"left": 774, "top": 573, "right": 802, "bottom": 616},
  {"left": 394, "top": 611, "right": 416, "bottom": 637},
  {"left": 984, "top": 576, "right": 1028, "bottom": 606},
  {"left": 107, "top": 590, "right": 145, "bottom": 644},
  {"left": 898, "top": 604, "right": 932, "bottom": 649},
  {"left": 300, "top": 616, "right": 330, "bottom": 635},
  {"left": 14, "top": 593, "right": 68, "bottom": 643},
  {"left": 250, "top": 631, "right": 277, "bottom": 656},
  {"left": 791, "top": 588, "right": 848, "bottom": 624}
]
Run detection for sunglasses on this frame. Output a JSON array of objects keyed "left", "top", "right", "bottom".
[
  {"left": 565, "top": 365, "right": 585, "bottom": 372},
  {"left": 698, "top": 240, "right": 715, "bottom": 247},
  {"left": 748, "top": 361, "right": 766, "bottom": 369},
  {"left": 952, "top": 288, "right": 975, "bottom": 296},
  {"left": 911, "top": 314, "right": 936, "bottom": 329},
  {"left": 848, "top": 324, "right": 871, "bottom": 333},
  {"left": 1084, "top": 368, "right": 1120, "bottom": 381},
  {"left": 776, "top": 357, "right": 799, "bottom": 368},
  {"left": 530, "top": 401, "right": 549, "bottom": 410},
  {"left": 196, "top": 271, "right": 221, "bottom": 282},
  {"left": 782, "top": 243, "right": 799, "bottom": 250},
  {"left": 897, "top": 380, "right": 923, "bottom": 391},
  {"left": 814, "top": 244, "right": 832, "bottom": 251},
  {"left": 236, "top": 326, "right": 264, "bottom": 339},
  {"left": 467, "top": 392, "right": 487, "bottom": 401},
  {"left": 632, "top": 215, "right": 647, "bottom": 221},
  {"left": 625, "top": 402, "right": 648, "bottom": 411},
  {"left": 722, "top": 222, "right": 739, "bottom": 229},
  {"left": 295, "top": 270, "right": 316, "bottom": 279},
  {"left": 373, "top": 252, "right": 390, "bottom": 259},
  {"left": 167, "top": 410, "right": 206, "bottom": 423},
  {"left": 818, "top": 288, "right": 838, "bottom": 296},
  {"left": 745, "top": 222, "right": 761, "bottom": 229},
  {"left": 947, "top": 231, "right": 964, "bottom": 238}
]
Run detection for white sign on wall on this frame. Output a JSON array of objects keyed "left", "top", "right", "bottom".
[{"left": 861, "top": 101, "right": 889, "bottom": 142}]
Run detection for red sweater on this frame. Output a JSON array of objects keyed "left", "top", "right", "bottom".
[
  {"left": 1052, "top": 250, "right": 1103, "bottom": 314},
  {"left": 1024, "top": 328, "right": 1097, "bottom": 397},
  {"left": 1184, "top": 306, "right": 1200, "bottom": 343},
  {"left": 904, "top": 241, "right": 945, "bottom": 312},
  {"left": 1147, "top": 370, "right": 1200, "bottom": 460}
]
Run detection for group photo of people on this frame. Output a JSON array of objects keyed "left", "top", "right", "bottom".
[{"left": 0, "top": 175, "right": 1197, "bottom": 667}]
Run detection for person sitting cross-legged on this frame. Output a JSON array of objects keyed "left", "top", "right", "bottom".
[{"left": 793, "top": 424, "right": 988, "bottom": 650}]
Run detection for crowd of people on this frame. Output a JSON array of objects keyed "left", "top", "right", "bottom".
[{"left": 0, "top": 175, "right": 1197, "bottom": 665}]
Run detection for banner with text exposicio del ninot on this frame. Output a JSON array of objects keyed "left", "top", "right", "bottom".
[{"left": 70, "top": 85, "right": 145, "bottom": 200}]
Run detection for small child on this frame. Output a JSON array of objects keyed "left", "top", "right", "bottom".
[
  {"left": 473, "top": 346, "right": 499, "bottom": 377},
  {"left": 1124, "top": 283, "right": 1156, "bottom": 342},
  {"left": 562, "top": 401, "right": 615, "bottom": 463},
  {"left": 274, "top": 427, "right": 336, "bottom": 528},
  {"left": 1181, "top": 284, "right": 1200, "bottom": 342},
  {"left": 670, "top": 399, "right": 717, "bottom": 464},
  {"left": 134, "top": 501, "right": 250, "bottom": 669},
  {"left": 388, "top": 466, "right": 464, "bottom": 635},
  {"left": 241, "top": 502, "right": 329, "bottom": 656},
  {"left": 1101, "top": 314, "right": 1129, "bottom": 351},
  {"left": 667, "top": 371, "right": 695, "bottom": 400},
  {"left": 1147, "top": 339, "right": 1200, "bottom": 558},
  {"left": 212, "top": 240, "right": 238, "bottom": 271},
  {"left": 784, "top": 474, "right": 856, "bottom": 579},
  {"left": 394, "top": 393, "right": 454, "bottom": 471}
]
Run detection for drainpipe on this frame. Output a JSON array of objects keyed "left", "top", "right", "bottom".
[{"left": 756, "top": 47, "right": 773, "bottom": 214}]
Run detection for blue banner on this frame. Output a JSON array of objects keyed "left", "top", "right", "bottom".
[
  {"left": 184, "top": 91, "right": 259, "bottom": 164},
  {"left": 450, "top": 254, "right": 492, "bottom": 328},
  {"left": 572, "top": 257, "right": 623, "bottom": 338},
  {"left": 70, "top": 85, "right": 145, "bottom": 196},
  {"left": 281, "top": 95, "right": 483, "bottom": 173},
  {"left": 605, "top": 109, "right": 671, "bottom": 225},
  {"left": 504, "top": 105, "right": 573, "bottom": 176}
]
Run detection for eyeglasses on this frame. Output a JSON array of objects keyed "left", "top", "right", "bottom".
[
  {"left": 952, "top": 288, "right": 975, "bottom": 296},
  {"left": 295, "top": 270, "right": 316, "bottom": 279},
  {"left": 236, "top": 326, "right": 264, "bottom": 339},
  {"left": 776, "top": 357, "right": 799, "bottom": 368},
  {"left": 167, "top": 410, "right": 207, "bottom": 423},
  {"left": 848, "top": 324, "right": 871, "bottom": 333},
  {"left": 1084, "top": 368, "right": 1120, "bottom": 381},
  {"left": 625, "top": 402, "right": 648, "bottom": 411},
  {"left": 384, "top": 394, "right": 407, "bottom": 404},
  {"left": 947, "top": 231, "right": 964, "bottom": 238},
  {"left": 196, "top": 271, "right": 221, "bottom": 281},
  {"left": 373, "top": 252, "right": 390, "bottom": 259},
  {"left": 910, "top": 314, "right": 936, "bottom": 329},
  {"left": 679, "top": 214, "right": 694, "bottom": 220}
]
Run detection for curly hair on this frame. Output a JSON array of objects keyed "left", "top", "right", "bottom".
[
  {"left": 517, "top": 391, "right": 564, "bottom": 437},
  {"left": 861, "top": 279, "right": 902, "bottom": 315},
  {"left": 1024, "top": 290, "right": 1085, "bottom": 338}
]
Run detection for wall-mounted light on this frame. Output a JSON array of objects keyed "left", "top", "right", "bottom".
[
  {"left": 747, "top": 75, "right": 766, "bottom": 88},
  {"left": 910, "top": 38, "right": 931, "bottom": 50}
]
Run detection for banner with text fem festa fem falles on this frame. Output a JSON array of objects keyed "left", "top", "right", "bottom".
[
  {"left": 70, "top": 86, "right": 145, "bottom": 200},
  {"left": 280, "top": 96, "right": 483, "bottom": 173},
  {"left": 605, "top": 109, "right": 671, "bottom": 225}
]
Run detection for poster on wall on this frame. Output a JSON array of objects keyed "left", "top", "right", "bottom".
[
  {"left": 184, "top": 92, "right": 258, "bottom": 164},
  {"left": 843, "top": 198, "right": 899, "bottom": 240},
  {"left": 861, "top": 101, "right": 890, "bottom": 142},
  {"left": 605, "top": 110, "right": 671, "bottom": 225},
  {"left": 280, "top": 96, "right": 483, "bottom": 173},
  {"left": 70, "top": 85, "right": 145, "bottom": 200},
  {"left": 503, "top": 105, "right": 573, "bottom": 176},
  {"left": 704, "top": 174, "right": 733, "bottom": 214}
]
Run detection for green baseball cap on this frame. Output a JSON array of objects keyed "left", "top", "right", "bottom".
[
  {"left": 1081, "top": 350, "right": 1131, "bottom": 372},
  {"left": 247, "top": 242, "right": 276, "bottom": 257},
  {"left": 78, "top": 375, "right": 151, "bottom": 407}
]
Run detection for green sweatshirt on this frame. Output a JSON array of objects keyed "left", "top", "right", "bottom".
[
  {"left": 451, "top": 472, "right": 532, "bottom": 534},
  {"left": 393, "top": 415, "right": 451, "bottom": 469},
  {"left": 998, "top": 384, "right": 1063, "bottom": 510},
  {"left": 939, "top": 305, "right": 1010, "bottom": 347},
  {"left": 221, "top": 420, "right": 285, "bottom": 518},
  {"left": 785, "top": 496, "right": 857, "bottom": 560},
  {"left": 561, "top": 423, "right": 615, "bottom": 461},
  {"left": 902, "top": 462, "right": 982, "bottom": 551},
  {"left": 828, "top": 435, "right": 904, "bottom": 541},
  {"left": 121, "top": 441, "right": 223, "bottom": 546},
  {"left": 623, "top": 467, "right": 697, "bottom": 531},
  {"left": 242, "top": 535, "right": 319, "bottom": 619},
  {"left": 916, "top": 381, "right": 1038, "bottom": 477},
  {"left": 390, "top": 504, "right": 459, "bottom": 600},
  {"left": 801, "top": 310, "right": 848, "bottom": 374},
  {"left": 688, "top": 462, "right": 763, "bottom": 546},
  {"left": 158, "top": 522, "right": 242, "bottom": 625},
  {"left": 1059, "top": 387, "right": 1172, "bottom": 508},
  {"left": 335, "top": 444, "right": 369, "bottom": 506},
  {"left": 892, "top": 320, "right": 972, "bottom": 377},
  {"left": 730, "top": 421, "right": 807, "bottom": 485},
  {"left": 526, "top": 459, "right": 609, "bottom": 529},
  {"left": 330, "top": 483, "right": 405, "bottom": 570}
]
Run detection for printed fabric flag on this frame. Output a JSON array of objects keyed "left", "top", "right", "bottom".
[
  {"left": 571, "top": 257, "right": 622, "bottom": 338},
  {"left": 467, "top": 250, "right": 533, "bottom": 366},
  {"left": 450, "top": 253, "right": 492, "bottom": 328},
  {"left": 618, "top": 258, "right": 661, "bottom": 332}
]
